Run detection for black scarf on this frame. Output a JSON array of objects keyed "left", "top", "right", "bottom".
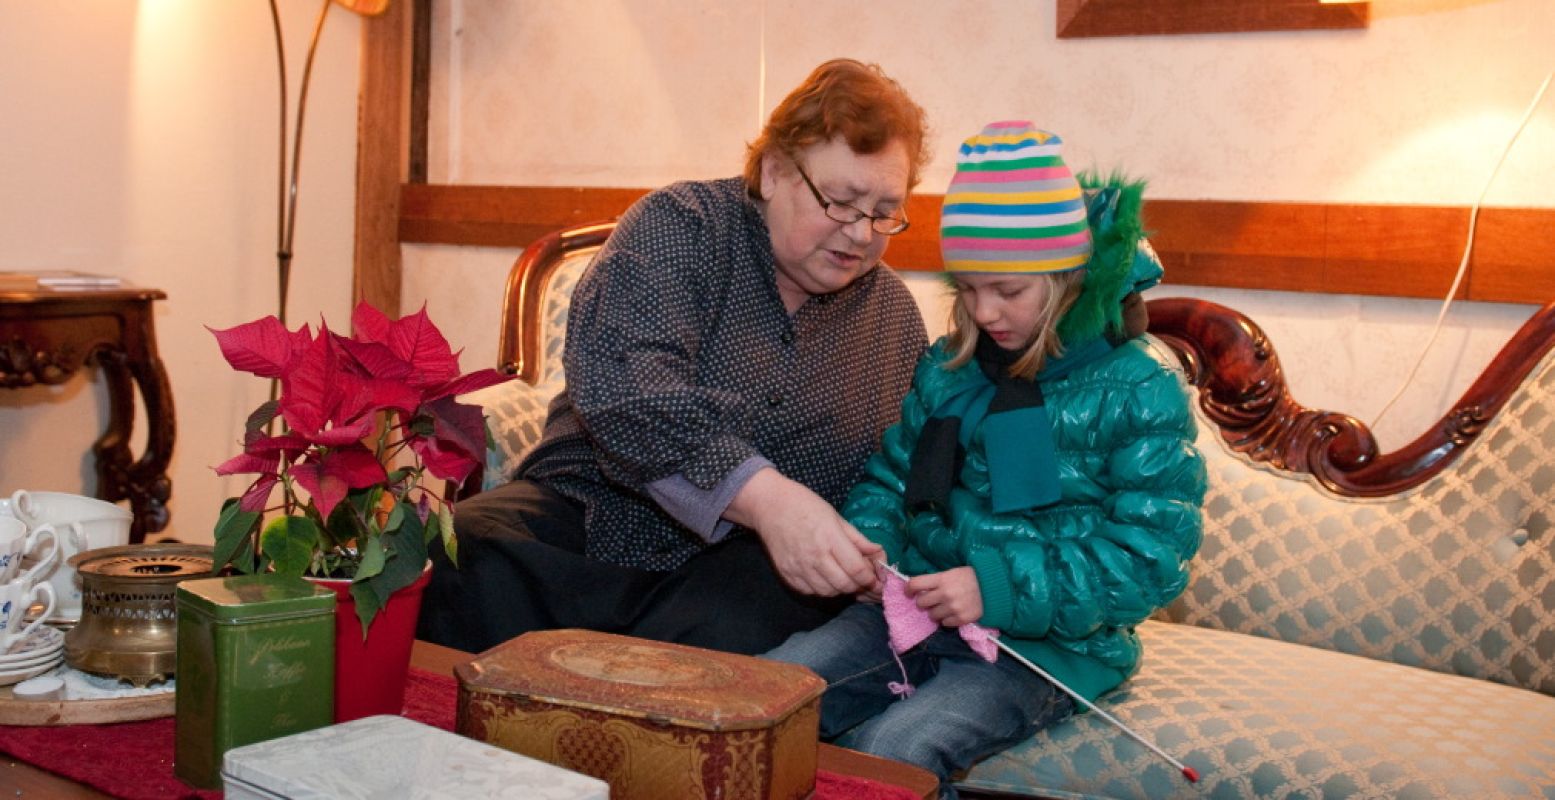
[{"left": 904, "top": 334, "right": 1065, "bottom": 515}]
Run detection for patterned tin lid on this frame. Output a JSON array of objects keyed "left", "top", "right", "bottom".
[{"left": 456, "top": 629, "right": 825, "bottom": 732}]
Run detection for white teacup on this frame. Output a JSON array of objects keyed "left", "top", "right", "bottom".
[
  {"left": 0, "top": 516, "right": 60, "bottom": 587},
  {"left": 9, "top": 490, "right": 132, "bottom": 529},
  {"left": 0, "top": 580, "right": 56, "bottom": 653},
  {"left": 7, "top": 491, "right": 132, "bottom": 622}
]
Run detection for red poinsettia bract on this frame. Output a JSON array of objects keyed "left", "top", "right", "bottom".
[{"left": 210, "top": 302, "right": 509, "bottom": 523}]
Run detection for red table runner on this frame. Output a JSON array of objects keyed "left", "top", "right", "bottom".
[{"left": 0, "top": 669, "right": 918, "bottom": 800}]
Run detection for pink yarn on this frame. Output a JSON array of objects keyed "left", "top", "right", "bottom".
[{"left": 878, "top": 565, "right": 999, "bottom": 696}]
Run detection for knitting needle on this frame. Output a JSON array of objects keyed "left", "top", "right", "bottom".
[{"left": 877, "top": 560, "right": 1200, "bottom": 784}]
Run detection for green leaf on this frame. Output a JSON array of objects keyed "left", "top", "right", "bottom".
[
  {"left": 420, "top": 506, "right": 439, "bottom": 547},
  {"left": 342, "top": 501, "right": 431, "bottom": 637},
  {"left": 321, "top": 495, "right": 361, "bottom": 551},
  {"left": 234, "top": 537, "right": 259, "bottom": 573},
  {"left": 365, "top": 502, "right": 427, "bottom": 609},
  {"left": 348, "top": 581, "right": 384, "bottom": 640},
  {"left": 260, "top": 515, "right": 321, "bottom": 576},
  {"left": 438, "top": 505, "right": 457, "bottom": 567},
  {"left": 212, "top": 498, "right": 261, "bottom": 572},
  {"left": 384, "top": 500, "right": 406, "bottom": 535},
  {"left": 355, "top": 532, "right": 387, "bottom": 582},
  {"left": 245, "top": 400, "right": 280, "bottom": 434},
  {"left": 408, "top": 414, "right": 436, "bottom": 438}
]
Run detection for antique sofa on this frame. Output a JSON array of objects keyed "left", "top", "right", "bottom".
[{"left": 464, "top": 221, "right": 1555, "bottom": 799}]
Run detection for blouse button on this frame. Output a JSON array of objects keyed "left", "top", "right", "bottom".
[
  {"left": 780, "top": 330, "right": 795, "bottom": 345},
  {"left": 766, "top": 392, "right": 783, "bottom": 408}
]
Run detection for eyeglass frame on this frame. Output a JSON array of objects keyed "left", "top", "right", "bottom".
[{"left": 793, "top": 161, "right": 911, "bottom": 236}]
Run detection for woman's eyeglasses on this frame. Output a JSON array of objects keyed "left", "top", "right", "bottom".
[{"left": 794, "top": 162, "right": 910, "bottom": 236}]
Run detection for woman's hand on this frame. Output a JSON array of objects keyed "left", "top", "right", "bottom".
[
  {"left": 906, "top": 567, "right": 983, "bottom": 627},
  {"left": 726, "top": 468, "right": 882, "bottom": 597}
]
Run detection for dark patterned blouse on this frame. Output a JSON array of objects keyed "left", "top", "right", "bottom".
[{"left": 517, "top": 177, "right": 928, "bottom": 570}]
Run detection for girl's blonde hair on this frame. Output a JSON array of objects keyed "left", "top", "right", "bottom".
[{"left": 943, "top": 269, "right": 1088, "bottom": 381}]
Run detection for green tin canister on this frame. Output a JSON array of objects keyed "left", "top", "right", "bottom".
[{"left": 174, "top": 574, "right": 336, "bottom": 789}]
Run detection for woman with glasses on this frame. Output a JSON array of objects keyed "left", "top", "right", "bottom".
[{"left": 419, "top": 59, "right": 933, "bottom": 655}]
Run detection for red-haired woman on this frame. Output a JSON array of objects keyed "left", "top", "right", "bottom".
[{"left": 420, "top": 59, "right": 933, "bottom": 655}]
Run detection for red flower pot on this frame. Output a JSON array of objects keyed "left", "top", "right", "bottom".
[{"left": 310, "top": 565, "right": 431, "bottom": 723}]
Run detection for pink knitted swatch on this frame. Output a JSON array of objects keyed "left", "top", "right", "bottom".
[{"left": 879, "top": 565, "right": 999, "bottom": 696}]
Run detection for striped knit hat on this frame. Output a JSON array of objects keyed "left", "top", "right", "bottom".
[{"left": 941, "top": 121, "right": 1093, "bottom": 274}]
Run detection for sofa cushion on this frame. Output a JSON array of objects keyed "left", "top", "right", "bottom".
[
  {"left": 1158, "top": 340, "right": 1555, "bottom": 696},
  {"left": 957, "top": 619, "right": 1555, "bottom": 799}
]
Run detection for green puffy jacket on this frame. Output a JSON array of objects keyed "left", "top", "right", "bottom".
[{"left": 845, "top": 179, "right": 1207, "bottom": 703}]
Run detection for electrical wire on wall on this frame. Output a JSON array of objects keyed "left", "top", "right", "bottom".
[
  {"left": 756, "top": 0, "right": 767, "bottom": 131},
  {"left": 1369, "top": 65, "right": 1555, "bottom": 430}
]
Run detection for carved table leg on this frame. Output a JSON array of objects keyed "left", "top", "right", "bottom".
[
  {"left": 126, "top": 343, "right": 175, "bottom": 539},
  {"left": 88, "top": 310, "right": 175, "bottom": 543},
  {"left": 91, "top": 350, "right": 137, "bottom": 518},
  {"left": 2, "top": 289, "right": 175, "bottom": 543}
]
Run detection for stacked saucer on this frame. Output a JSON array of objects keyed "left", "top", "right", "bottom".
[{"left": 0, "top": 626, "right": 65, "bottom": 687}]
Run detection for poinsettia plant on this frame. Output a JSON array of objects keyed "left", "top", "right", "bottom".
[{"left": 209, "top": 301, "right": 511, "bottom": 634}]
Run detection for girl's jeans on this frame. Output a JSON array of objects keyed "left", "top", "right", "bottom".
[{"left": 765, "top": 602, "right": 1074, "bottom": 799}]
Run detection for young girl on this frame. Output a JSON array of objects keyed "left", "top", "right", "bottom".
[{"left": 765, "top": 121, "right": 1207, "bottom": 797}]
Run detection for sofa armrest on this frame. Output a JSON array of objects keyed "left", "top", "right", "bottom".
[
  {"left": 1145, "top": 297, "right": 1555, "bottom": 695},
  {"left": 461, "top": 222, "right": 614, "bottom": 499}
]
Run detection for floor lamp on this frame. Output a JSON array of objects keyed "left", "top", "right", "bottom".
[{"left": 268, "top": 0, "right": 389, "bottom": 329}]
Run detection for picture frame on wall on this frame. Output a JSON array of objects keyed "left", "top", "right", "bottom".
[{"left": 1056, "top": 0, "right": 1370, "bottom": 38}]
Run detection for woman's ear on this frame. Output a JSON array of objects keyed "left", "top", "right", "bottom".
[{"left": 759, "top": 152, "right": 787, "bottom": 200}]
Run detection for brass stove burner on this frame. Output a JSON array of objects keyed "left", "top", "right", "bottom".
[{"left": 63, "top": 544, "right": 214, "bottom": 687}]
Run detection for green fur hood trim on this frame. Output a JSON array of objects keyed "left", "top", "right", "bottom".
[{"left": 1058, "top": 172, "right": 1154, "bottom": 347}]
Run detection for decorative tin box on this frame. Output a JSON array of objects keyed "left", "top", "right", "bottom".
[
  {"left": 456, "top": 629, "right": 826, "bottom": 800},
  {"left": 222, "top": 714, "right": 610, "bottom": 799},
  {"left": 174, "top": 574, "right": 336, "bottom": 789}
]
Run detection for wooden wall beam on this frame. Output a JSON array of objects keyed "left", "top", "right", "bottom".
[
  {"left": 399, "top": 184, "right": 650, "bottom": 247},
  {"left": 352, "top": 1, "right": 408, "bottom": 319},
  {"left": 407, "top": 0, "right": 431, "bottom": 184},
  {"left": 397, "top": 184, "right": 1554, "bottom": 306}
]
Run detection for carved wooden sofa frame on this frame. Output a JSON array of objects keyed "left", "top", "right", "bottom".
[{"left": 467, "top": 221, "right": 1555, "bottom": 799}]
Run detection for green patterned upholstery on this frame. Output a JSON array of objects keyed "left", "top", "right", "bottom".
[
  {"left": 472, "top": 229, "right": 1555, "bottom": 798},
  {"left": 957, "top": 620, "right": 1555, "bottom": 799},
  {"left": 463, "top": 250, "right": 584, "bottom": 491},
  {"left": 1159, "top": 341, "right": 1555, "bottom": 697}
]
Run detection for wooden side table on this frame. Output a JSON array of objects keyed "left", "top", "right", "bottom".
[{"left": 0, "top": 286, "right": 175, "bottom": 542}]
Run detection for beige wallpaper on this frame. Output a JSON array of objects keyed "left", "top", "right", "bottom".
[
  {"left": 406, "top": 0, "right": 1554, "bottom": 451},
  {"left": 1, "top": 1, "right": 362, "bottom": 543},
  {"left": 424, "top": 0, "right": 1554, "bottom": 203},
  {"left": 0, "top": 2, "right": 1539, "bottom": 555}
]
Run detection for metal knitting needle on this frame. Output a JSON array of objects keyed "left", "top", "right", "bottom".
[{"left": 877, "top": 560, "right": 1200, "bottom": 783}]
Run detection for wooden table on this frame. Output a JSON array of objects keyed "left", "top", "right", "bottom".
[
  {"left": 2, "top": 640, "right": 939, "bottom": 799},
  {"left": 0, "top": 286, "right": 175, "bottom": 542}
]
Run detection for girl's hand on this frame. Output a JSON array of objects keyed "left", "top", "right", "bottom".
[{"left": 906, "top": 567, "right": 983, "bottom": 627}]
